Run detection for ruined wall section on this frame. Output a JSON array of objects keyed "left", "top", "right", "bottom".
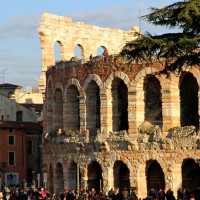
[{"left": 38, "top": 12, "right": 139, "bottom": 95}]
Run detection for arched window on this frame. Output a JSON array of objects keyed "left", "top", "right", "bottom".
[
  {"left": 112, "top": 78, "right": 128, "bottom": 131},
  {"left": 144, "top": 75, "right": 162, "bottom": 127},
  {"left": 53, "top": 88, "right": 63, "bottom": 130},
  {"left": 97, "top": 46, "right": 106, "bottom": 56},
  {"left": 55, "top": 163, "right": 64, "bottom": 192},
  {"left": 54, "top": 41, "right": 63, "bottom": 63},
  {"left": 67, "top": 161, "right": 78, "bottom": 190},
  {"left": 86, "top": 81, "right": 100, "bottom": 129},
  {"left": 182, "top": 159, "right": 200, "bottom": 189},
  {"left": 65, "top": 85, "right": 80, "bottom": 130},
  {"left": 88, "top": 161, "right": 103, "bottom": 192},
  {"left": 74, "top": 44, "right": 84, "bottom": 60},
  {"left": 180, "top": 73, "right": 199, "bottom": 127},
  {"left": 114, "top": 161, "right": 130, "bottom": 191},
  {"left": 146, "top": 160, "right": 165, "bottom": 192}
]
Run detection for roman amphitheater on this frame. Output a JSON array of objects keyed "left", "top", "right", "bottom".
[{"left": 38, "top": 13, "right": 200, "bottom": 198}]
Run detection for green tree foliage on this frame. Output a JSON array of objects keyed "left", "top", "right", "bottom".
[{"left": 120, "top": 0, "right": 200, "bottom": 73}]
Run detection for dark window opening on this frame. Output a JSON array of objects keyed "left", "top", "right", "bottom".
[
  {"left": 9, "top": 152, "right": 15, "bottom": 166},
  {"left": 16, "top": 111, "right": 23, "bottom": 122},
  {"left": 8, "top": 136, "right": 14, "bottom": 145}
]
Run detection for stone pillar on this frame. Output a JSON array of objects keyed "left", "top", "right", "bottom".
[
  {"left": 128, "top": 87, "right": 137, "bottom": 139},
  {"left": 162, "top": 78, "right": 180, "bottom": 132},
  {"left": 80, "top": 164, "right": 88, "bottom": 189},
  {"left": 100, "top": 89, "right": 112, "bottom": 137},
  {"left": 63, "top": 99, "right": 67, "bottom": 131},
  {"left": 43, "top": 101, "right": 47, "bottom": 134},
  {"left": 134, "top": 85, "right": 145, "bottom": 133},
  {"left": 102, "top": 165, "right": 114, "bottom": 195},
  {"left": 169, "top": 164, "right": 182, "bottom": 197},
  {"left": 78, "top": 95, "right": 86, "bottom": 130},
  {"left": 137, "top": 163, "right": 147, "bottom": 198}
]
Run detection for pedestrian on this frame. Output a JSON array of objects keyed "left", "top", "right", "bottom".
[{"left": 102, "top": 50, "right": 108, "bottom": 62}]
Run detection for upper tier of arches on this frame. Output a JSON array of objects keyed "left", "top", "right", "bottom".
[{"left": 45, "top": 66, "right": 200, "bottom": 135}]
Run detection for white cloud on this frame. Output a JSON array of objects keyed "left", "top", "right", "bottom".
[{"left": 0, "top": 13, "right": 41, "bottom": 39}]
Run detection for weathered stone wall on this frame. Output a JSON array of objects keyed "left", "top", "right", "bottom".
[
  {"left": 37, "top": 13, "right": 139, "bottom": 95},
  {"left": 41, "top": 57, "right": 200, "bottom": 198},
  {"left": 38, "top": 13, "right": 200, "bottom": 198}
]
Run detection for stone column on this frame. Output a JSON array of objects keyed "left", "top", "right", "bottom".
[
  {"left": 102, "top": 165, "right": 114, "bottom": 195},
  {"left": 100, "top": 88, "right": 112, "bottom": 137},
  {"left": 78, "top": 95, "right": 86, "bottom": 130},
  {"left": 128, "top": 87, "right": 137, "bottom": 139},
  {"left": 162, "top": 77, "right": 180, "bottom": 132},
  {"left": 169, "top": 164, "right": 182, "bottom": 198},
  {"left": 80, "top": 164, "right": 88, "bottom": 189}
]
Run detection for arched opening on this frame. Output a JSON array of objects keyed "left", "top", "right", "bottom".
[
  {"left": 54, "top": 41, "right": 63, "bottom": 62},
  {"left": 146, "top": 160, "right": 165, "bottom": 192},
  {"left": 47, "top": 81, "right": 53, "bottom": 133},
  {"left": 182, "top": 159, "right": 200, "bottom": 189},
  {"left": 112, "top": 78, "right": 128, "bottom": 131},
  {"left": 86, "top": 81, "right": 100, "bottom": 129},
  {"left": 49, "top": 164, "right": 54, "bottom": 195},
  {"left": 180, "top": 73, "right": 199, "bottom": 127},
  {"left": 97, "top": 46, "right": 107, "bottom": 56},
  {"left": 55, "top": 163, "right": 64, "bottom": 192},
  {"left": 67, "top": 161, "right": 77, "bottom": 190},
  {"left": 66, "top": 85, "right": 80, "bottom": 130},
  {"left": 114, "top": 161, "right": 130, "bottom": 191},
  {"left": 88, "top": 161, "right": 103, "bottom": 193},
  {"left": 53, "top": 88, "right": 63, "bottom": 130},
  {"left": 144, "top": 75, "right": 162, "bottom": 127},
  {"left": 74, "top": 44, "right": 84, "bottom": 60}
]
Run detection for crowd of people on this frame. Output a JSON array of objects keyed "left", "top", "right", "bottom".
[{"left": 0, "top": 186, "right": 199, "bottom": 200}]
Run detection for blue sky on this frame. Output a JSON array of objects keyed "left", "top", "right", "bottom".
[{"left": 0, "top": 0, "right": 178, "bottom": 88}]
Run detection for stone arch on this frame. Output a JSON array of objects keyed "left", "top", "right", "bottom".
[
  {"left": 54, "top": 40, "right": 64, "bottom": 62},
  {"left": 182, "top": 158, "right": 200, "bottom": 189},
  {"left": 179, "top": 72, "right": 199, "bottom": 127},
  {"left": 105, "top": 71, "right": 130, "bottom": 88},
  {"left": 85, "top": 80, "right": 101, "bottom": 129},
  {"left": 83, "top": 74, "right": 103, "bottom": 91},
  {"left": 74, "top": 43, "right": 85, "bottom": 60},
  {"left": 53, "top": 83, "right": 64, "bottom": 130},
  {"left": 146, "top": 160, "right": 165, "bottom": 192},
  {"left": 87, "top": 161, "right": 103, "bottom": 192},
  {"left": 136, "top": 155, "right": 167, "bottom": 198},
  {"left": 95, "top": 41, "right": 110, "bottom": 55},
  {"left": 64, "top": 82, "right": 80, "bottom": 130},
  {"left": 67, "top": 160, "right": 77, "bottom": 190},
  {"left": 54, "top": 82, "right": 64, "bottom": 95},
  {"left": 54, "top": 163, "right": 64, "bottom": 192},
  {"left": 134, "top": 67, "right": 160, "bottom": 130},
  {"left": 113, "top": 160, "right": 130, "bottom": 191},
  {"left": 144, "top": 74, "right": 162, "bottom": 127},
  {"left": 65, "top": 78, "right": 81, "bottom": 96}
]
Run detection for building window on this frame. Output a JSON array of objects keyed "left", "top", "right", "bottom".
[
  {"left": 27, "top": 141, "right": 32, "bottom": 155},
  {"left": 16, "top": 111, "right": 23, "bottom": 122},
  {"left": 8, "top": 136, "right": 15, "bottom": 145},
  {"left": 8, "top": 152, "right": 15, "bottom": 166},
  {"left": 1, "top": 115, "right": 4, "bottom": 120}
]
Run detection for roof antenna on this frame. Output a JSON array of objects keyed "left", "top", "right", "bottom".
[{"left": 0, "top": 68, "right": 8, "bottom": 84}]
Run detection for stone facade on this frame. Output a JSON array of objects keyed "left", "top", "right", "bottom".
[
  {"left": 39, "top": 13, "right": 200, "bottom": 198},
  {"left": 37, "top": 13, "right": 139, "bottom": 96}
]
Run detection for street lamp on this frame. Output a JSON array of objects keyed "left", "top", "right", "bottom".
[{"left": 74, "top": 147, "right": 80, "bottom": 198}]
